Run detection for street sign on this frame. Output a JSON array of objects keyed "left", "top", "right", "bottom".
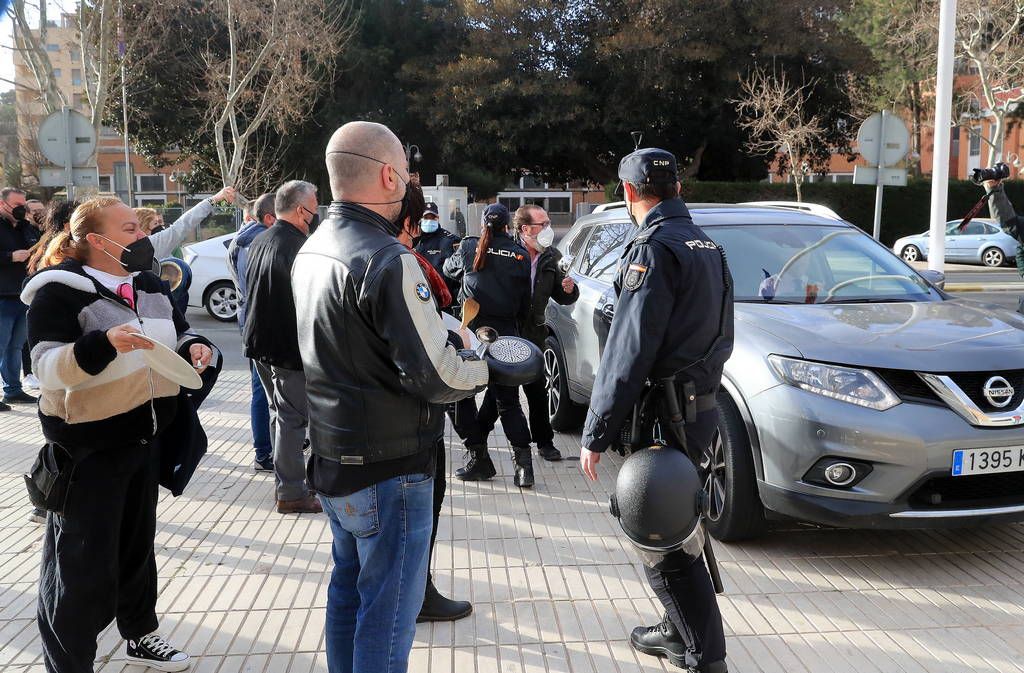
[
  {"left": 37, "top": 109, "right": 96, "bottom": 167},
  {"left": 853, "top": 166, "right": 908, "bottom": 187},
  {"left": 856, "top": 111, "right": 910, "bottom": 168},
  {"left": 856, "top": 110, "right": 911, "bottom": 240},
  {"left": 39, "top": 167, "right": 98, "bottom": 189},
  {"left": 35, "top": 107, "right": 98, "bottom": 200}
]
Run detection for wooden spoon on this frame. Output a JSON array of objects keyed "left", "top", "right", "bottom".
[{"left": 461, "top": 298, "right": 480, "bottom": 330}]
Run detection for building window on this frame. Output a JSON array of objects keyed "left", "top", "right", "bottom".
[
  {"left": 546, "top": 197, "right": 571, "bottom": 214},
  {"left": 72, "top": 69, "right": 82, "bottom": 86},
  {"left": 70, "top": 49, "right": 79, "bottom": 62},
  {"left": 52, "top": 68, "right": 62, "bottom": 79},
  {"left": 137, "top": 197, "right": 166, "bottom": 207},
  {"left": 950, "top": 127, "right": 960, "bottom": 159},
  {"left": 969, "top": 127, "right": 981, "bottom": 157},
  {"left": 98, "top": 175, "right": 112, "bottom": 192},
  {"left": 138, "top": 175, "right": 165, "bottom": 192},
  {"left": 72, "top": 93, "right": 84, "bottom": 110},
  {"left": 498, "top": 197, "right": 521, "bottom": 210},
  {"left": 46, "top": 44, "right": 59, "bottom": 52}
]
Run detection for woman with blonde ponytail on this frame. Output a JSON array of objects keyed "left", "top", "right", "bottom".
[{"left": 21, "top": 196, "right": 213, "bottom": 672}]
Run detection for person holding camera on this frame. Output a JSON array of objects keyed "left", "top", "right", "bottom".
[{"left": 980, "top": 164, "right": 1024, "bottom": 310}]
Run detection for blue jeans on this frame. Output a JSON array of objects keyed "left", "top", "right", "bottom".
[
  {"left": 319, "top": 473, "right": 434, "bottom": 673},
  {"left": 0, "top": 298, "right": 27, "bottom": 397},
  {"left": 250, "top": 361, "right": 271, "bottom": 461}
]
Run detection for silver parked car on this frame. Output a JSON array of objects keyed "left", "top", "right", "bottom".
[
  {"left": 893, "top": 218, "right": 1016, "bottom": 267},
  {"left": 545, "top": 204, "right": 1024, "bottom": 541}
]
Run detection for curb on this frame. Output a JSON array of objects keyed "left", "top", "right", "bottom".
[{"left": 945, "top": 283, "right": 1024, "bottom": 292}]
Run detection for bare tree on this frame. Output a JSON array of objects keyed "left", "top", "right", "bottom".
[
  {"left": 957, "top": 0, "right": 1024, "bottom": 165},
  {"left": 78, "top": 0, "right": 118, "bottom": 140},
  {"left": 7, "top": 0, "right": 66, "bottom": 115},
  {"left": 733, "top": 66, "right": 827, "bottom": 202},
  {"left": 202, "top": 0, "right": 356, "bottom": 191}
]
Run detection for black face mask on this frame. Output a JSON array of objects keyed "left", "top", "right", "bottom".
[
  {"left": 10, "top": 205, "right": 26, "bottom": 222},
  {"left": 149, "top": 224, "right": 166, "bottom": 235},
  {"left": 98, "top": 235, "right": 159, "bottom": 274},
  {"left": 301, "top": 206, "right": 320, "bottom": 235}
]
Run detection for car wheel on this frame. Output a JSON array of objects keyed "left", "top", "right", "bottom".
[
  {"left": 901, "top": 245, "right": 921, "bottom": 263},
  {"left": 204, "top": 281, "right": 239, "bottom": 322},
  {"left": 701, "top": 394, "right": 764, "bottom": 542},
  {"left": 982, "top": 247, "right": 1005, "bottom": 267},
  {"left": 544, "top": 336, "right": 586, "bottom": 432}
]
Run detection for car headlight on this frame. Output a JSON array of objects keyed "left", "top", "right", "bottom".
[{"left": 767, "top": 355, "right": 900, "bottom": 411}]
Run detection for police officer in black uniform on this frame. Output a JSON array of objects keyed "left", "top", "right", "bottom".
[
  {"left": 579, "top": 148, "right": 733, "bottom": 672},
  {"left": 414, "top": 202, "right": 461, "bottom": 311},
  {"left": 444, "top": 203, "right": 536, "bottom": 487}
]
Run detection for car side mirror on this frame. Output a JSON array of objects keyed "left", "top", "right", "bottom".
[
  {"left": 558, "top": 255, "right": 573, "bottom": 274},
  {"left": 919, "top": 269, "right": 945, "bottom": 290}
]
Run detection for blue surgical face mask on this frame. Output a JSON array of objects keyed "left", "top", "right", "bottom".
[{"left": 420, "top": 219, "right": 439, "bottom": 233}]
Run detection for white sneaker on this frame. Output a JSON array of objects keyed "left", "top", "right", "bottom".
[
  {"left": 125, "top": 633, "right": 190, "bottom": 671},
  {"left": 23, "top": 375, "right": 39, "bottom": 390}
]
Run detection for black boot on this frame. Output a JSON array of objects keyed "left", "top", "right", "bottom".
[
  {"left": 512, "top": 446, "right": 535, "bottom": 488},
  {"left": 455, "top": 446, "right": 496, "bottom": 481},
  {"left": 536, "top": 443, "right": 562, "bottom": 462},
  {"left": 417, "top": 579, "right": 473, "bottom": 623},
  {"left": 629, "top": 614, "right": 697, "bottom": 670}
]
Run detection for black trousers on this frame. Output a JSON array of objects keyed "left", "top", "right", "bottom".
[
  {"left": 643, "top": 409, "right": 726, "bottom": 667},
  {"left": 459, "top": 383, "right": 532, "bottom": 450},
  {"left": 476, "top": 375, "right": 554, "bottom": 449},
  {"left": 38, "top": 440, "right": 160, "bottom": 673},
  {"left": 22, "top": 341, "right": 31, "bottom": 376},
  {"left": 428, "top": 436, "right": 446, "bottom": 577}
]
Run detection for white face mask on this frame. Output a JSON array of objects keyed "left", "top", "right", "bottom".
[{"left": 536, "top": 226, "right": 555, "bottom": 250}]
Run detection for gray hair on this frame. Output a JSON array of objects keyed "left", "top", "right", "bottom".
[
  {"left": 1, "top": 187, "right": 26, "bottom": 201},
  {"left": 275, "top": 180, "right": 317, "bottom": 214}
]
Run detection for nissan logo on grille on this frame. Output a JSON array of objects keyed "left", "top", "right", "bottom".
[{"left": 983, "top": 376, "right": 1015, "bottom": 408}]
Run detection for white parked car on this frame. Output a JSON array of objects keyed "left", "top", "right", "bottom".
[
  {"left": 893, "top": 219, "right": 1016, "bottom": 267},
  {"left": 182, "top": 233, "right": 239, "bottom": 321}
]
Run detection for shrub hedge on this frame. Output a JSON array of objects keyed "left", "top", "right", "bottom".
[{"left": 676, "top": 180, "right": 1024, "bottom": 246}]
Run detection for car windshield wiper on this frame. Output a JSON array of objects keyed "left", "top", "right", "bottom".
[
  {"left": 821, "top": 297, "right": 918, "bottom": 305},
  {"left": 737, "top": 298, "right": 807, "bottom": 304}
]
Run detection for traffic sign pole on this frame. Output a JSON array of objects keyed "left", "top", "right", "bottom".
[{"left": 872, "top": 110, "right": 888, "bottom": 240}]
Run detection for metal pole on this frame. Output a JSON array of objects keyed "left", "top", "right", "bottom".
[
  {"left": 872, "top": 109, "right": 888, "bottom": 240},
  {"left": 119, "top": 0, "right": 133, "bottom": 205},
  {"left": 928, "top": 0, "right": 958, "bottom": 273},
  {"left": 62, "top": 106, "right": 74, "bottom": 201}
]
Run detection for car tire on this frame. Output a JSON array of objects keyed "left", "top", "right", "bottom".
[
  {"left": 702, "top": 393, "right": 764, "bottom": 542},
  {"left": 901, "top": 245, "right": 922, "bottom": 263},
  {"left": 982, "top": 247, "right": 1005, "bottom": 267},
  {"left": 544, "top": 335, "right": 586, "bottom": 432},
  {"left": 203, "top": 281, "right": 239, "bottom": 322}
]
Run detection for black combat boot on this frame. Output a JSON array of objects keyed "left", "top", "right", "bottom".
[
  {"left": 417, "top": 578, "right": 473, "bottom": 622},
  {"left": 455, "top": 446, "right": 496, "bottom": 481},
  {"left": 629, "top": 614, "right": 696, "bottom": 670},
  {"left": 512, "top": 446, "right": 535, "bottom": 488},
  {"left": 536, "top": 443, "right": 563, "bottom": 461}
]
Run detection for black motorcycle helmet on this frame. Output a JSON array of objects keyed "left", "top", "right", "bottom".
[{"left": 609, "top": 445, "right": 705, "bottom": 570}]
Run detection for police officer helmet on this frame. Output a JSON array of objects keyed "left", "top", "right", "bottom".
[
  {"left": 609, "top": 445, "right": 705, "bottom": 570},
  {"left": 613, "top": 148, "right": 678, "bottom": 198}
]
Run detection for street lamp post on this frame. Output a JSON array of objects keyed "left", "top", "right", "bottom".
[
  {"left": 404, "top": 143, "right": 422, "bottom": 165},
  {"left": 927, "top": 0, "right": 958, "bottom": 273}
]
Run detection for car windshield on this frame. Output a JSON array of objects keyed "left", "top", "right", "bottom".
[{"left": 708, "top": 224, "right": 939, "bottom": 304}]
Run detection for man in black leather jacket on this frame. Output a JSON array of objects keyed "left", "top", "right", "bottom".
[{"left": 291, "top": 121, "right": 488, "bottom": 673}]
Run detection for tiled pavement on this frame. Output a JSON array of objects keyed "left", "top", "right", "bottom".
[{"left": 6, "top": 372, "right": 1024, "bottom": 672}]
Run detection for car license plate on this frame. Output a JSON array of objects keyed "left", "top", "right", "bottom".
[{"left": 952, "top": 447, "right": 1024, "bottom": 476}]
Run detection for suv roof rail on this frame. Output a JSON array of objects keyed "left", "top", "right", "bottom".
[
  {"left": 593, "top": 201, "right": 627, "bottom": 213},
  {"left": 740, "top": 201, "right": 843, "bottom": 220}
]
